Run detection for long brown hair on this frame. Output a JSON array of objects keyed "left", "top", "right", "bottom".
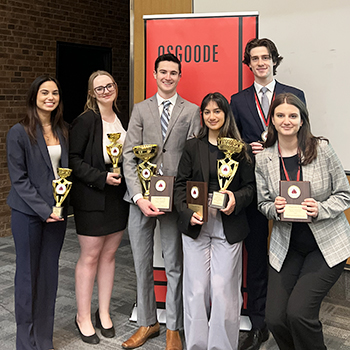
[
  {"left": 84, "top": 70, "right": 119, "bottom": 114},
  {"left": 198, "top": 92, "right": 251, "bottom": 162},
  {"left": 21, "top": 75, "right": 67, "bottom": 143},
  {"left": 265, "top": 93, "right": 327, "bottom": 165}
]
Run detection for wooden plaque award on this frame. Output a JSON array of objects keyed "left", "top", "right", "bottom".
[
  {"left": 186, "top": 181, "right": 208, "bottom": 222},
  {"left": 280, "top": 180, "right": 312, "bottom": 223},
  {"left": 149, "top": 176, "right": 174, "bottom": 212}
]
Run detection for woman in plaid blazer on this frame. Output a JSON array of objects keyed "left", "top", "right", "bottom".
[{"left": 255, "top": 93, "right": 350, "bottom": 350}]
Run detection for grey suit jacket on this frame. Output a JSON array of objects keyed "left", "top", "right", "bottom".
[
  {"left": 255, "top": 141, "right": 350, "bottom": 271},
  {"left": 123, "top": 94, "right": 200, "bottom": 202}
]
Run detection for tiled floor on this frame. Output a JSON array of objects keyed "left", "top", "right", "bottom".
[{"left": 1, "top": 216, "right": 350, "bottom": 349}]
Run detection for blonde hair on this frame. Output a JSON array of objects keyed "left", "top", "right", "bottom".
[{"left": 84, "top": 70, "right": 119, "bottom": 114}]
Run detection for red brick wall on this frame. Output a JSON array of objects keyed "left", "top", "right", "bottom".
[{"left": 0, "top": 0, "right": 130, "bottom": 236}]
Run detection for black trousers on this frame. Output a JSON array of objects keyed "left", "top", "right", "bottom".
[
  {"left": 266, "top": 246, "right": 346, "bottom": 350},
  {"left": 12, "top": 209, "right": 66, "bottom": 350},
  {"left": 244, "top": 199, "right": 269, "bottom": 329}
]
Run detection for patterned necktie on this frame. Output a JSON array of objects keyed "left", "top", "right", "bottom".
[
  {"left": 161, "top": 100, "right": 171, "bottom": 140},
  {"left": 261, "top": 86, "right": 269, "bottom": 119}
]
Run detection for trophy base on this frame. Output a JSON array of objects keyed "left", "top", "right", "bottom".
[
  {"left": 209, "top": 191, "right": 229, "bottom": 210},
  {"left": 143, "top": 191, "right": 150, "bottom": 200},
  {"left": 52, "top": 206, "right": 63, "bottom": 219},
  {"left": 109, "top": 166, "right": 121, "bottom": 175}
]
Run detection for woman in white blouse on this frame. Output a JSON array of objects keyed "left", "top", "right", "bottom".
[{"left": 69, "top": 71, "right": 129, "bottom": 344}]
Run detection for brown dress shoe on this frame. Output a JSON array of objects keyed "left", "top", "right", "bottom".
[
  {"left": 166, "top": 329, "right": 182, "bottom": 350},
  {"left": 122, "top": 322, "right": 160, "bottom": 349}
]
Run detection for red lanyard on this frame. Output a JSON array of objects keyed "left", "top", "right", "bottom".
[
  {"left": 254, "top": 88, "right": 276, "bottom": 126},
  {"left": 278, "top": 143, "right": 301, "bottom": 181}
]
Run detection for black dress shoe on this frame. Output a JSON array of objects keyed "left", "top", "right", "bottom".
[
  {"left": 75, "top": 316, "right": 100, "bottom": 344},
  {"left": 95, "top": 309, "right": 115, "bottom": 338},
  {"left": 240, "top": 326, "right": 269, "bottom": 350}
]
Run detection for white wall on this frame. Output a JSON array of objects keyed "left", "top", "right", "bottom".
[{"left": 194, "top": 0, "right": 350, "bottom": 171}]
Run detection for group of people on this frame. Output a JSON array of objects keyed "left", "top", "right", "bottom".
[{"left": 6, "top": 37, "right": 350, "bottom": 350}]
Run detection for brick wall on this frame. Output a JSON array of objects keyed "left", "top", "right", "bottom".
[{"left": 0, "top": 0, "right": 130, "bottom": 236}]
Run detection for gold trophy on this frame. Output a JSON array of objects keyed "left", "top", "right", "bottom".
[
  {"left": 133, "top": 144, "right": 158, "bottom": 199},
  {"left": 106, "top": 133, "right": 122, "bottom": 175},
  {"left": 210, "top": 137, "right": 244, "bottom": 209},
  {"left": 52, "top": 167, "right": 73, "bottom": 218}
]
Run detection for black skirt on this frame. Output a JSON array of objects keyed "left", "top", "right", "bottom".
[{"left": 74, "top": 179, "right": 129, "bottom": 236}]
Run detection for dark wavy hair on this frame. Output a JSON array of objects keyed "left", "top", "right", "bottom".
[
  {"left": 198, "top": 92, "right": 251, "bottom": 162},
  {"left": 243, "top": 38, "right": 283, "bottom": 75},
  {"left": 154, "top": 53, "right": 181, "bottom": 75},
  {"left": 265, "top": 93, "right": 327, "bottom": 165},
  {"left": 21, "top": 75, "right": 67, "bottom": 143}
]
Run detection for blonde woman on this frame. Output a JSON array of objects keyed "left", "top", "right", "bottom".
[{"left": 69, "top": 71, "right": 129, "bottom": 344}]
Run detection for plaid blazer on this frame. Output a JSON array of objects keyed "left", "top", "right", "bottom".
[{"left": 255, "top": 140, "right": 350, "bottom": 271}]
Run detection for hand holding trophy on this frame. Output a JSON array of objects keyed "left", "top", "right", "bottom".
[
  {"left": 52, "top": 167, "right": 73, "bottom": 218},
  {"left": 106, "top": 133, "right": 123, "bottom": 176},
  {"left": 210, "top": 137, "right": 244, "bottom": 209},
  {"left": 133, "top": 144, "right": 158, "bottom": 199}
]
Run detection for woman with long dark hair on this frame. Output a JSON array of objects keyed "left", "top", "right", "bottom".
[
  {"left": 255, "top": 93, "right": 350, "bottom": 349},
  {"left": 174, "top": 92, "right": 255, "bottom": 350},
  {"left": 6, "top": 75, "right": 68, "bottom": 350},
  {"left": 69, "top": 71, "right": 129, "bottom": 344}
]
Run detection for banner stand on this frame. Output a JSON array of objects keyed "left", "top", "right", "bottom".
[{"left": 130, "top": 11, "right": 258, "bottom": 332}]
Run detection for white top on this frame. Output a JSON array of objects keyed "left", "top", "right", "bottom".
[
  {"left": 102, "top": 115, "right": 126, "bottom": 164},
  {"left": 47, "top": 144, "right": 61, "bottom": 179}
]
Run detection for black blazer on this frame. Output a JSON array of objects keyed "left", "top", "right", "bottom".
[
  {"left": 69, "top": 109, "right": 127, "bottom": 211},
  {"left": 174, "top": 136, "right": 256, "bottom": 244},
  {"left": 230, "top": 81, "right": 306, "bottom": 144},
  {"left": 6, "top": 123, "right": 68, "bottom": 221}
]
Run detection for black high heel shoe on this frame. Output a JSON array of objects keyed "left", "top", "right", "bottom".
[
  {"left": 95, "top": 309, "right": 115, "bottom": 338},
  {"left": 75, "top": 316, "right": 100, "bottom": 344}
]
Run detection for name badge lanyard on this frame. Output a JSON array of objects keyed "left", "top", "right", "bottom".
[{"left": 278, "top": 143, "right": 301, "bottom": 181}]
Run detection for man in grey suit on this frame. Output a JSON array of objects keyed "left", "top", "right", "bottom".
[{"left": 122, "top": 53, "right": 200, "bottom": 350}]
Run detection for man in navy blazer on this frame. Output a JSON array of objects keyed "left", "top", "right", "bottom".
[{"left": 230, "top": 38, "right": 306, "bottom": 350}]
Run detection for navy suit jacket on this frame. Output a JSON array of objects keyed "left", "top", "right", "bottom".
[
  {"left": 174, "top": 136, "right": 256, "bottom": 244},
  {"left": 7, "top": 123, "right": 68, "bottom": 221},
  {"left": 230, "top": 81, "right": 306, "bottom": 144}
]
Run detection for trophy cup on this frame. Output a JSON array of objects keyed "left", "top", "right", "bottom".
[
  {"left": 106, "top": 133, "right": 122, "bottom": 175},
  {"left": 52, "top": 167, "right": 73, "bottom": 218},
  {"left": 210, "top": 137, "right": 244, "bottom": 209},
  {"left": 133, "top": 144, "right": 158, "bottom": 199}
]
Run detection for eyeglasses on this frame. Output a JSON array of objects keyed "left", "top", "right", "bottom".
[
  {"left": 94, "top": 83, "right": 116, "bottom": 95},
  {"left": 250, "top": 55, "right": 271, "bottom": 63}
]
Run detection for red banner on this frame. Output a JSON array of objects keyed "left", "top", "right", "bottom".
[{"left": 145, "top": 13, "right": 258, "bottom": 105}]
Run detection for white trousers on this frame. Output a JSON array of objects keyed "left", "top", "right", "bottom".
[{"left": 182, "top": 206, "right": 243, "bottom": 350}]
